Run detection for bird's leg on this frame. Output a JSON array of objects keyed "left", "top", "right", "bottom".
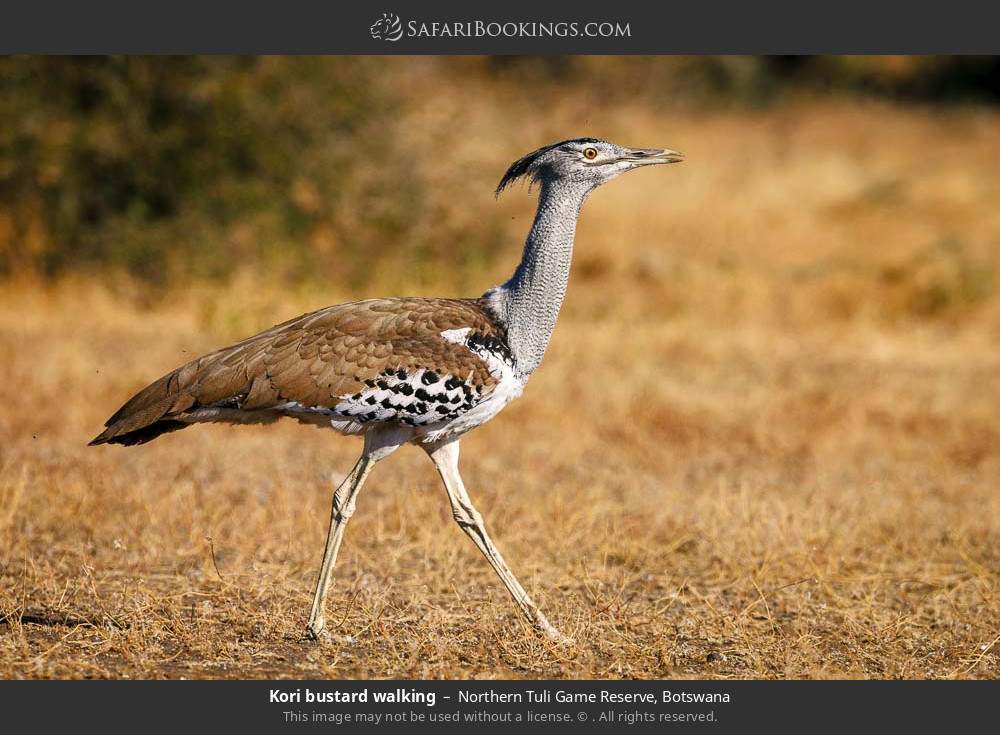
[
  {"left": 424, "top": 439, "right": 570, "bottom": 644},
  {"left": 306, "top": 453, "right": 374, "bottom": 640},
  {"left": 306, "top": 426, "right": 407, "bottom": 641}
]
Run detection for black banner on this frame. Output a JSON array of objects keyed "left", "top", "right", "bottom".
[
  {"left": 2, "top": 0, "right": 1000, "bottom": 54},
  {"left": 1, "top": 680, "right": 997, "bottom": 732}
]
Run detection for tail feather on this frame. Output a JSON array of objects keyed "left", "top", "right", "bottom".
[
  {"left": 88, "top": 300, "right": 340, "bottom": 449},
  {"left": 89, "top": 419, "right": 190, "bottom": 446},
  {"left": 90, "top": 366, "right": 200, "bottom": 447}
]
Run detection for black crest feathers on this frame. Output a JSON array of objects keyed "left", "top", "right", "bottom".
[{"left": 495, "top": 138, "right": 603, "bottom": 196}]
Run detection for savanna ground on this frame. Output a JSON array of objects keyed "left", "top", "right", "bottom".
[{"left": 1, "top": 58, "right": 999, "bottom": 679}]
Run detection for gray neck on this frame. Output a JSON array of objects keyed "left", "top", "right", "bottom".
[{"left": 486, "top": 178, "right": 591, "bottom": 377}]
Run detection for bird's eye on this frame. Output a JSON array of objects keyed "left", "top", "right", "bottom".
[{"left": 583, "top": 147, "right": 598, "bottom": 160}]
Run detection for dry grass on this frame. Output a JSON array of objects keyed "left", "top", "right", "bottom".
[{"left": 2, "top": 83, "right": 1000, "bottom": 679}]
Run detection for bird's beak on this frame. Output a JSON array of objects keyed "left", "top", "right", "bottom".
[{"left": 624, "top": 147, "right": 685, "bottom": 166}]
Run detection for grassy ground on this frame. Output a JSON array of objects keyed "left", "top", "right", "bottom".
[{"left": 1, "top": 94, "right": 999, "bottom": 679}]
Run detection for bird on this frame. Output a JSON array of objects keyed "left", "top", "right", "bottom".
[{"left": 90, "top": 138, "right": 684, "bottom": 643}]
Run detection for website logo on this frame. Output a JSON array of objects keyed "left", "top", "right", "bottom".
[
  {"left": 368, "top": 15, "right": 631, "bottom": 43},
  {"left": 370, "top": 12, "right": 403, "bottom": 42}
]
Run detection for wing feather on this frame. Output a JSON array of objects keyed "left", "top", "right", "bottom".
[{"left": 90, "top": 298, "right": 506, "bottom": 445}]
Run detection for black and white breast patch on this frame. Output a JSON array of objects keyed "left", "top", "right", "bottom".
[
  {"left": 331, "top": 366, "right": 483, "bottom": 427},
  {"left": 281, "top": 326, "right": 516, "bottom": 432}
]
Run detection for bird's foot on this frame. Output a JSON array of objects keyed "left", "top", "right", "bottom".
[
  {"left": 543, "top": 628, "right": 574, "bottom": 647},
  {"left": 535, "top": 618, "right": 574, "bottom": 646},
  {"left": 307, "top": 618, "right": 329, "bottom": 642},
  {"left": 307, "top": 619, "right": 355, "bottom": 644}
]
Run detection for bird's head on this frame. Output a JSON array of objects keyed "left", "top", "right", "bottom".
[{"left": 496, "top": 137, "right": 683, "bottom": 196}]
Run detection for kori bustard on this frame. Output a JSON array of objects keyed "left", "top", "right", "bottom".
[{"left": 90, "top": 138, "right": 683, "bottom": 642}]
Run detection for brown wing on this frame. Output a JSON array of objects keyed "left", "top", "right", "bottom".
[{"left": 89, "top": 298, "right": 505, "bottom": 446}]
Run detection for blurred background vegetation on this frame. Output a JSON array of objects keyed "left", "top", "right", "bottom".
[{"left": 1, "top": 55, "right": 998, "bottom": 317}]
